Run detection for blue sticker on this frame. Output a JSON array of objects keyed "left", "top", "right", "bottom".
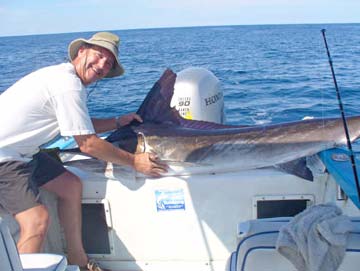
[{"left": 155, "top": 189, "right": 185, "bottom": 211}]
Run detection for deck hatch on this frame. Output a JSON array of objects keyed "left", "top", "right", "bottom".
[
  {"left": 253, "top": 195, "right": 314, "bottom": 219},
  {"left": 81, "top": 199, "right": 114, "bottom": 256}
]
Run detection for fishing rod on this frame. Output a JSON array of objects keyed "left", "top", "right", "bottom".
[{"left": 321, "top": 29, "right": 360, "bottom": 201}]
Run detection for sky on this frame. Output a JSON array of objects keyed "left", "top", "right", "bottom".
[{"left": 0, "top": 0, "right": 359, "bottom": 37}]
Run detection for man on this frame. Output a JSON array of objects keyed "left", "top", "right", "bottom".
[{"left": 0, "top": 32, "right": 168, "bottom": 271}]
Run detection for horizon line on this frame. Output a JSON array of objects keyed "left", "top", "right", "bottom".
[{"left": 1, "top": 22, "right": 359, "bottom": 38}]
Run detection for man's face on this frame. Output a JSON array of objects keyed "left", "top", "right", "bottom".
[{"left": 77, "top": 45, "right": 115, "bottom": 85}]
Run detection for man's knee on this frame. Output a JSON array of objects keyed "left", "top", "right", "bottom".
[
  {"left": 66, "top": 173, "right": 83, "bottom": 198},
  {"left": 43, "top": 171, "right": 83, "bottom": 200},
  {"left": 15, "top": 205, "right": 50, "bottom": 236}
]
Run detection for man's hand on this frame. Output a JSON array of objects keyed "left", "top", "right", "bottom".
[
  {"left": 116, "top": 113, "right": 143, "bottom": 128},
  {"left": 134, "top": 152, "right": 168, "bottom": 177}
]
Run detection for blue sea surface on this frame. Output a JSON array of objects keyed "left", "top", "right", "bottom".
[{"left": 0, "top": 24, "right": 359, "bottom": 126}]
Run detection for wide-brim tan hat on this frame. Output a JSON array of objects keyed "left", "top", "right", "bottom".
[{"left": 68, "top": 32, "right": 125, "bottom": 78}]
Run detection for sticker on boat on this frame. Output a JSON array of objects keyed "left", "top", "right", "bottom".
[{"left": 155, "top": 189, "right": 185, "bottom": 211}]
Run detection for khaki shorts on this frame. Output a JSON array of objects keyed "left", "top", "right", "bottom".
[{"left": 0, "top": 151, "right": 66, "bottom": 215}]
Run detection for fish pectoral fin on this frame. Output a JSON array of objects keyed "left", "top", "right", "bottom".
[{"left": 274, "top": 157, "right": 314, "bottom": 181}]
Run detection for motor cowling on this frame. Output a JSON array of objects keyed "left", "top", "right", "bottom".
[{"left": 170, "top": 67, "right": 225, "bottom": 124}]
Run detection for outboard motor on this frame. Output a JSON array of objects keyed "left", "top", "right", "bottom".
[{"left": 170, "top": 67, "right": 225, "bottom": 124}]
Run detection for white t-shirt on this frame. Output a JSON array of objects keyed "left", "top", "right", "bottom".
[{"left": 0, "top": 63, "right": 95, "bottom": 162}]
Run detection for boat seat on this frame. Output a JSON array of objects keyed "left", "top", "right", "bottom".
[
  {"left": 229, "top": 217, "right": 360, "bottom": 271},
  {"left": 0, "top": 217, "right": 79, "bottom": 271}
]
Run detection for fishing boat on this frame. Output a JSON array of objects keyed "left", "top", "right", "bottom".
[{"left": 1, "top": 66, "right": 360, "bottom": 271}]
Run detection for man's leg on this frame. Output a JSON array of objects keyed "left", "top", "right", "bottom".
[
  {"left": 14, "top": 204, "right": 49, "bottom": 253},
  {"left": 0, "top": 160, "right": 50, "bottom": 253},
  {"left": 30, "top": 152, "right": 109, "bottom": 271},
  {"left": 41, "top": 170, "right": 88, "bottom": 266}
]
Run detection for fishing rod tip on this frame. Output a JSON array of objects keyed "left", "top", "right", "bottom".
[{"left": 321, "top": 29, "right": 326, "bottom": 33}]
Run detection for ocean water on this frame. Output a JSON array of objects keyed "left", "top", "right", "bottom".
[{"left": 0, "top": 24, "right": 359, "bottom": 126}]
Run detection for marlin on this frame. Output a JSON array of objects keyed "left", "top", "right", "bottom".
[{"left": 103, "top": 69, "right": 360, "bottom": 180}]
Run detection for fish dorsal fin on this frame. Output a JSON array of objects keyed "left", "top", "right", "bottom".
[
  {"left": 137, "top": 68, "right": 238, "bottom": 130},
  {"left": 136, "top": 69, "right": 179, "bottom": 125}
]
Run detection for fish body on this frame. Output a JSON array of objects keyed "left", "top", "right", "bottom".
[{"left": 106, "top": 69, "right": 360, "bottom": 178}]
